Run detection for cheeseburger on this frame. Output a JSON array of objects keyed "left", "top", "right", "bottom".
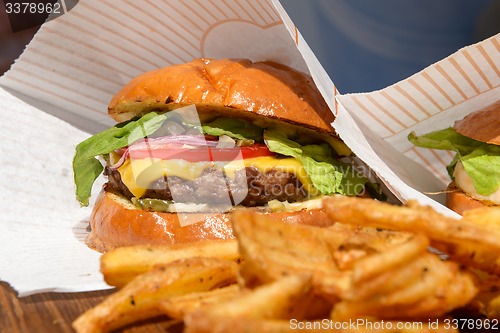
[
  {"left": 73, "top": 58, "right": 381, "bottom": 251},
  {"left": 409, "top": 102, "right": 500, "bottom": 215}
]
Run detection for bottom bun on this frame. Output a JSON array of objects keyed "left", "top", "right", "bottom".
[
  {"left": 446, "top": 182, "right": 496, "bottom": 215},
  {"left": 87, "top": 189, "right": 333, "bottom": 252}
]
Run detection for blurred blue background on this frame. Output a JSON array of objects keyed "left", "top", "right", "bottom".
[{"left": 281, "top": 0, "right": 500, "bottom": 93}]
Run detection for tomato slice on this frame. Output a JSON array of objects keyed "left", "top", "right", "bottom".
[
  {"left": 218, "top": 144, "right": 277, "bottom": 161},
  {"left": 128, "top": 142, "right": 274, "bottom": 162},
  {"left": 238, "top": 144, "right": 276, "bottom": 159}
]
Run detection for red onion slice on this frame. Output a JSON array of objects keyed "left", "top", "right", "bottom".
[{"left": 108, "top": 135, "right": 218, "bottom": 170}]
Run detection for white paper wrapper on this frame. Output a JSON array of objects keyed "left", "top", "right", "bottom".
[
  {"left": 336, "top": 34, "right": 500, "bottom": 209},
  {"left": 0, "top": 0, "right": 498, "bottom": 296}
]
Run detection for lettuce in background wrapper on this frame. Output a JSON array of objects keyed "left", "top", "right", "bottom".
[{"left": 409, "top": 128, "right": 500, "bottom": 196}]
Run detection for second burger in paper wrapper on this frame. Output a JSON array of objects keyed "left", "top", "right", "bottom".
[
  {"left": 409, "top": 102, "right": 500, "bottom": 215},
  {"left": 73, "top": 58, "right": 383, "bottom": 251}
]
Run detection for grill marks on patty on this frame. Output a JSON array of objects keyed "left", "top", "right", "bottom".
[{"left": 105, "top": 166, "right": 307, "bottom": 207}]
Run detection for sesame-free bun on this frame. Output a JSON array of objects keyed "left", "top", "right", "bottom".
[
  {"left": 108, "top": 58, "right": 336, "bottom": 135},
  {"left": 454, "top": 102, "right": 500, "bottom": 145},
  {"left": 447, "top": 103, "right": 500, "bottom": 215},
  {"left": 446, "top": 182, "right": 496, "bottom": 216},
  {"left": 87, "top": 189, "right": 232, "bottom": 252},
  {"left": 87, "top": 189, "right": 334, "bottom": 252}
]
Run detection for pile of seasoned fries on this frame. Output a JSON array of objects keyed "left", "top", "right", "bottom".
[{"left": 73, "top": 196, "right": 500, "bottom": 333}]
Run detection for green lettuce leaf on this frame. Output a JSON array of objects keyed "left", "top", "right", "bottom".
[
  {"left": 202, "top": 118, "right": 263, "bottom": 142},
  {"left": 73, "top": 112, "right": 168, "bottom": 206},
  {"left": 408, "top": 128, "right": 482, "bottom": 155},
  {"left": 408, "top": 128, "right": 500, "bottom": 196},
  {"left": 264, "top": 130, "right": 375, "bottom": 196},
  {"left": 461, "top": 147, "right": 500, "bottom": 196}
]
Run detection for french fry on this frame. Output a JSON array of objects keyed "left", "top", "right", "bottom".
[
  {"left": 232, "top": 209, "right": 424, "bottom": 301},
  {"left": 322, "top": 196, "right": 500, "bottom": 250},
  {"left": 431, "top": 240, "right": 500, "bottom": 275},
  {"left": 437, "top": 207, "right": 500, "bottom": 274},
  {"left": 487, "top": 294, "right": 500, "bottom": 319},
  {"left": 317, "top": 234, "right": 429, "bottom": 302},
  {"left": 184, "top": 274, "right": 332, "bottom": 333},
  {"left": 328, "top": 222, "right": 415, "bottom": 251},
  {"left": 231, "top": 209, "right": 340, "bottom": 287},
  {"left": 465, "top": 273, "right": 500, "bottom": 318},
  {"left": 332, "top": 253, "right": 478, "bottom": 321},
  {"left": 186, "top": 317, "right": 310, "bottom": 333},
  {"left": 326, "top": 223, "right": 415, "bottom": 271},
  {"left": 322, "top": 196, "right": 500, "bottom": 274},
  {"left": 185, "top": 317, "right": 458, "bottom": 333},
  {"left": 463, "top": 207, "right": 500, "bottom": 229},
  {"left": 73, "top": 257, "right": 238, "bottom": 333},
  {"left": 341, "top": 246, "right": 432, "bottom": 301},
  {"left": 350, "top": 320, "right": 459, "bottom": 333},
  {"left": 100, "top": 239, "right": 239, "bottom": 288},
  {"left": 160, "top": 284, "right": 241, "bottom": 320},
  {"left": 350, "top": 233, "right": 429, "bottom": 284}
]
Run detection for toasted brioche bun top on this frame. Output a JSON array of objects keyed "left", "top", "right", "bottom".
[
  {"left": 454, "top": 102, "right": 500, "bottom": 145},
  {"left": 108, "top": 58, "right": 336, "bottom": 135}
]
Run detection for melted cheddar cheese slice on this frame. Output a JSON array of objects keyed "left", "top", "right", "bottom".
[{"left": 117, "top": 156, "right": 314, "bottom": 198}]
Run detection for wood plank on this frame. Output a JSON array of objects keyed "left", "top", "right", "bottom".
[{"left": 0, "top": 282, "right": 183, "bottom": 332}]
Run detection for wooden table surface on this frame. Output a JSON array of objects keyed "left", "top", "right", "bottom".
[
  {"left": 0, "top": 282, "right": 183, "bottom": 333},
  {"left": 0, "top": 281, "right": 483, "bottom": 333}
]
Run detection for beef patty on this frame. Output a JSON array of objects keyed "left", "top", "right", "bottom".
[{"left": 105, "top": 166, "right": 307, "bottom": 207}]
